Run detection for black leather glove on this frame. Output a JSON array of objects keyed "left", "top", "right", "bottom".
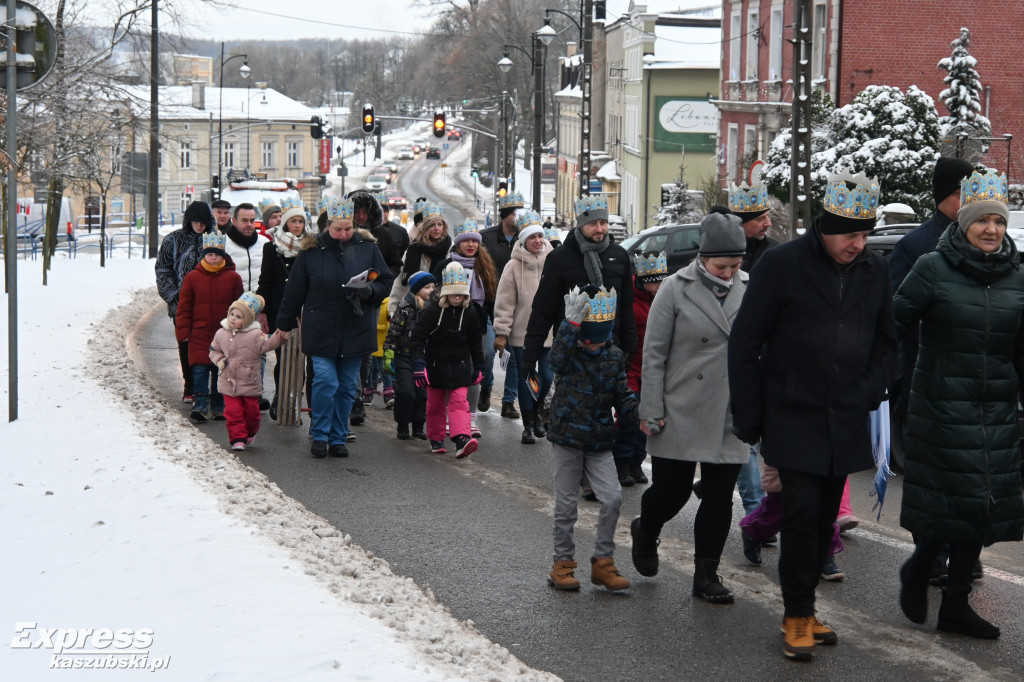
[
  {"left": 733, "top": 426, "right": 761, "bottom": 446},
  {"left": 358, "top": 285, "right": 373, "bottom": 301}
]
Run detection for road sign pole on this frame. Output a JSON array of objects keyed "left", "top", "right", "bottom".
[{"left": 6, "top": 0, "right": 18, "bottom": 420}]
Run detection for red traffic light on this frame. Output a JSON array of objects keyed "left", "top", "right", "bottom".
[{"left": 433, "top": 111, "right": 445, "bottom": 138}]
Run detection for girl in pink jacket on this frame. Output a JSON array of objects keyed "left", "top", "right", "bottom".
[{"left": 210, "top": 292, "right": 289, "bottom": 450}]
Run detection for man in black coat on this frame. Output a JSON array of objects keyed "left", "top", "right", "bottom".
[
  {"left": 728, "top": 171, "right": 898, "bottom": 660},
  {"left": 523, "top": 195, "right": 638, "bottom": 374},
  {"left": 726, "top": 179, "right": 781, "bottom": 272},
  {"left": 478, "top": 190, "right": 525, "bottom": 415}
]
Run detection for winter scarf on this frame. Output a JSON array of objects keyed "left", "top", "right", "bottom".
[
  {"left": 577, "top": 232, "right": 610, "bottom": 287},
  {"left": 403, "top": 237, "right": 452, "bottom": 281},
  {"left": 451, "top": 252, "right": 484, "bottom": 307},
  {"left": 273, "top": 228, "right": 316, "bottom": 258},
  {"left": 944, "top": 221, "right": 1019, "bottom": 285},
  {"left": 200, "top": 258, "right": 226, "bottom": 274},
  {"left": 696, "top": 258, "right": 734, "bottom": 303},
  {"left": 227, "top": 225, "right": 259, "bottom": 249}
]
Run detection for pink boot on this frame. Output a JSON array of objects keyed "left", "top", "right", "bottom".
[{"left": 836, "top": 478, "right": 860, "bottom": 532}]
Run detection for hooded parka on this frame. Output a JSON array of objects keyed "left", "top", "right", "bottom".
[{"left": 893, "top": 223, "right": 1024, "bottom": 546}]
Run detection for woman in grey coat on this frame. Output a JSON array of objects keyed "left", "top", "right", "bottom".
[{"left": 630, "top": 213, "right": 749, "bottom": 603}]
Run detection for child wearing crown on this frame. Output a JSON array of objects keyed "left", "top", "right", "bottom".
[
  {"left": 409, "top": 262, "right": 485, "bottom": 458},
  {"left": 209, "top": 293, "right": 290, "bottom": 451},
  {"left": 546, "top": 285, "right": 639, "bottom": 592},
  {"left": 176, "top": 232, "right": 243, "bottom": 422}
]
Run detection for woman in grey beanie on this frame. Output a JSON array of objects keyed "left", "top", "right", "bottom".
[{"left": 630, "top": 211, "right": 749, "bottom": 603}]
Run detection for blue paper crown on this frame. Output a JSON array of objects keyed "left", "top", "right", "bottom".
[
  {"left": 961, "top": 169, "right": 1008, "bottom": 206},
  {"left": 279, "top": 196, "right": 304, "bottom": 213},
  {"left": 326, "top": 198, "right": 355, "bottom": 222},
  {"left": 499, "top": 191, "right": 525, "bottom": 210},
  {"left": 516, "top": 210, "right": 544, "bottom": 230},
  {"left": 257, "top": 198, "right": 280, "bottom": 216},
  {"left": 316, "top": 196, "right": 337, "bottom": 215},
  {"left": 634, "top": 251, "right": 668, "bottom": 278},
  {"left": 420, "top": 201, "right": 444, "bottom": 221},
  {"left": 569, "top": 285, "right": 617, "bottom": 323},
  {"left": 202, "top": 232, "right": 227, "bottom": 252},
  {"left": 414, "top": 198, "right": 429, "bottom": 213},
  {"left": 238, "top": 291, "right": 263, "bottom": 315},
  {"left": 823, "top": 170, "right": 880, "bottom": 220},
  {"left": 728, "top": 181, "right": 769, "bottom": 214},
  {"left": 544, "top": 226, "right": 560, "bottom": 241},
  {"left": 574, "top": 195, "right": 609, "bottom": 217},
  {"left": 453, "top": 219, "right": 480, "bottom": 239},
  {"left": 442, "top": 262, "right": 470, "bottom": 288}
]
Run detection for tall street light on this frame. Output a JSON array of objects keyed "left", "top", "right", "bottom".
[
  {"left": 498, "top": 39, "right": 545, "bottom": 212},
  {"left": 246, "top": 82, "right": 268, "bottom": 171},
  {"left": 217, "top": 43, "right": 249, "bottom": 197},
  {"left": 538, "top": 3, "right": 591, "bottom": 197}
]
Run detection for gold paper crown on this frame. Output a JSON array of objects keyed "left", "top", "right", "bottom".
[
  {"left": 499, "top": 191, "right": 525, "bottom": 210},
  {"left": 237, "top": 291, "right": 264, "bottom": 315},
  {"left": 279, "top": 196, "right": 304, "bottom": 212},
  {"left": 442, "top": 261, "right": 470, "bottom": 288},
  {"left": 961, "top": 169, "right": 1008, "bottom": 206},
  {"left": 634, "top": 251, "right": 668, "bottom": 278},
  {"left": 453, "top": 219, "right": 480, "bottom": 239},
  {"left": 728, "top": 180, "right": 769, "bottom": 214},
  {"left": 202, "top": 232, "right": 227, "bottom": 251},
  {"left": 326, "top": 198, "right": 355, "bottom": 222},
  {"left": 574, "top": 195, "right": 609, "bottom": 215},
  {"left": 420, "top": 201, "right": 444, "bottom": 221},
  {"left": 823, "top": 170, "right": 880, "bottom": 220},
  {"left": 316, "top": 196, "right": 337, "bottom": 215},
  {"left": 257, "top": 198, "right": 280, "bottom": 216},
  {"left": 516, "top": 210, "right": 544, "bottom": 229}
]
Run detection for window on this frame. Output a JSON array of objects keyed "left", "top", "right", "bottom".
[
  {"left": 222, "top": 142, "right": 235, "bottom": 168},
  {"left": 727, "top": 123, "right": 739, "bottom": 183},
  {"left": 746, "top": 9, "right": 759, "bottom": 80},
  {"left": 744, "top": 125, "right": 758, "bottom": 164},
  {"left": 813, "top": 2, "right": 827, "bottom": 79},
  {"left": 769, "top": 7, "right": 784, "bottom": 80},
  {"left": 729, "top": 10, "right": 741, "bottom": 80},
  {"left": 287, "top": 141, "right": 301, "bottom": 168},
  {"left": 110, "top": 141, "right": 123, "bottom": 175},
  {"left": 158, "top": 149, "right": 164, "bottom": 169},
  {"left": 670, "top": 228, "right": 701, "bottom": 253},
  {"left": 180, "top": 190, "right": 191, "bottom": 211},
  {"left": 179, "top": 141, "right": 192, "bottom": 169},
  {"left": 261, "top": 141, "right": 276, "bottom": 168}
]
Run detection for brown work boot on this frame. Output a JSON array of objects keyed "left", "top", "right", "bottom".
[
  {"left": 782, "top": 616, "right": 816, "bottom": 661},
  {"left": 548, "top": 560, "right": 580, "bottom": 591},
  {"left": 779, "top": 616, "right": 837, "bottom": 645},
  {"left": 590, "top": 556, "right": 630, "bottom": 592},
  {"left": 501, "top": 401, "right": 520, "bottom": 419}
]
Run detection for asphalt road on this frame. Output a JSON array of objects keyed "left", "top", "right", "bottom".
[{"left": 134, "top": 156, "right": 1024, "bottom": 681}]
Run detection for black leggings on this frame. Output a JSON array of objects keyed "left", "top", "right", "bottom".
[
  {"left": 639, "top": 458, "right": 741, "bottom": 561},
  {"left": 907, "top": 537, "right": 983, "bottom": 596}
]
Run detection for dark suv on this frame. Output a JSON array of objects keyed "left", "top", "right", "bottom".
[{"left": 620, "top": 223, "right": 702, "bottom": 274}]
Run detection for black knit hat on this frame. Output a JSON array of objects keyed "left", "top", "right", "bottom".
[
  {"left": 210, "top": 199, "right": 231, "bottom": 210},
  {"left": 932, "top": 157, "right": 975, "bottom": 206}
]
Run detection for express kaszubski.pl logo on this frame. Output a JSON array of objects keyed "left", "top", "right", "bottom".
[{"left": 11, "top": 623, "right": 171, "bottom": 671}]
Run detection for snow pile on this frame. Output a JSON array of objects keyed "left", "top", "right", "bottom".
[{"left": 0, "top": 260, "right": 557, "bottom": 682}]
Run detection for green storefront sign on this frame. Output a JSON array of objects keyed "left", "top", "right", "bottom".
[{"left": 654, "top": 96, "right": 718, "bottom": 154}]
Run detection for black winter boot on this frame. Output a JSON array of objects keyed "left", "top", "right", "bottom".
[
  {"left": 616, "top": 459, "right": 635, "bottom": 487},
  {"left": 521, "top": 412, "right": 536, "bottom": 444},
  {"left": 692, "top": 558, "right": 734, "bottom": 604},
  {"left": 532, "top": 408, "right": 546, "bottom": 438},
  {"left": 269, "top": 394, "right": 278, "bottom": 421},
  {"left": 630, "top": 461, "right": 648, "bottom": 484},
  {"left": 477, "top": 387, "right": 492, "bottom": 412},
  {"left": 937, "top": 591, "right": 999, "bottom": 639},
  {"left": 899, "top": 558, "right": 929, "bottom": 624},
  {"left": 630, "top": 516, "right": 659, "bottom": 576},
  {"left": 350, "top": 392, "right": 366, "bottom": 425}
]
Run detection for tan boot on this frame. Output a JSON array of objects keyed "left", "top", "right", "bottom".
[
  {"left": 548, "top": 560, "right": 580, "bottom": 591},
  {"left": 782, "top": 616, "right": 816, "bottom": 661},
  {"left": 590, "top": 556, "right": 630, "bottom": 592}
]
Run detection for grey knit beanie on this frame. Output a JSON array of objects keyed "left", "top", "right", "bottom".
[
  {"left": 958, "top": 200, "right": 1009, "bottom": 233},
  {"left": 699, "top": 212, "right": 746, "bottom": 257}
]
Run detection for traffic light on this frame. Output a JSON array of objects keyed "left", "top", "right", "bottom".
[
  {"left": 433, "top": 110, "right": 445, "bottom": 138},
  {"left": 498, "top": 179, "right": 508, "bottom": 198},
  {"left": 310, "top": 116, "right": 323, "bottom": 139},
  {"left": 470, "top": 167, "right": 479, "bottom": 178},
  {"left": 361, "top": 104, "right": 375, "bottom": 134}
]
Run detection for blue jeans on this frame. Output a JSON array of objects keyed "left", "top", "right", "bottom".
[
  {"left": 191, "top": 364, "right": 224, "bottom": 413},
  {"left": 310, "top": 355, "right": 363, "bottom": 446},
  {"left": 511, "top": 346, "right": 551, "bottom": 413},
  {"left": 501, "top": 337, "right": 519, "bottom": 403},
  {"left": 737, "top": 445, "right": 765, "bottom": 514},
  {"left": 367, "top": 356, "right": 393, "bottom": 390},
  {"left": 482, "top": 320, "right": 496, "bottom": 390}
]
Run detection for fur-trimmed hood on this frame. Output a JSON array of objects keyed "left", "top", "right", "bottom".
[{"left": 349, "top": 190, "right": 384, "bottom": 230}]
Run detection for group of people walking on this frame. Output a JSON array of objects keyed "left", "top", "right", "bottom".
[{"left": 155, "top": 157, "right": 1023, "bottom": 661}]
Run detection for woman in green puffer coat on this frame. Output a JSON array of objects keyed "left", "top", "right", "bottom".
[{"left": 893, "top": 169, "right": 1024, "bottom": 640}]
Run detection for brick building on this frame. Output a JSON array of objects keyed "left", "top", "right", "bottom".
[{"left": 716, "top": 0, "right": 1024, "bottom": 187}]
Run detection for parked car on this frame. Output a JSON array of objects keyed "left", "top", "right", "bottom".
[
  {"left": 620, "top": 223, "right": 702, "bottom": 274},
  {"left": 365, "top": 174, "right": 388, "bottom": 191},
  {"left": 425, "top": 147, "right": 441, "bottom": 159},
  {"left": 381, "top": 190, "right": 407, "bottom": 210},
  {"left": 865, "top": 223, "right": 917, "bottom": 259},
  {"left": 398, "top": 147, "right": 414, "bottom": 160}
]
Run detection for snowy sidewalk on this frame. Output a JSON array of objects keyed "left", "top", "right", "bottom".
[{"left": 0, "top": 260, "right": 555, "bottom": 681}]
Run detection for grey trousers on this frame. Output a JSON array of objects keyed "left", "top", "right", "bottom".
[{"left": 552, "top": 444, "right": 622, "bottom": 563}]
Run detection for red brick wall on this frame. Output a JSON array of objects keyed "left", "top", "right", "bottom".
[{"left": 840, "top": 1, "right": 1024, "bottom": 180}]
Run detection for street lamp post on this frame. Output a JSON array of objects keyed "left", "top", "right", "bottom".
[
  {"left": 216, "top": 43, "right": 250, "bottom": 197},
  {"left": 245, "top": 83, "right": 268, "bottom": 172},
  {"left": 498, "top": 39, "right": 546, "bottom": 212}
]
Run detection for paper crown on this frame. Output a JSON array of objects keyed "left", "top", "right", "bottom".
[
  {"left": 414, "top": 198, "right": 429, "bottom": 213},
  {"left": 823, "top": 170, "right": 880, "bottom": 220},
  {"left": 257, "top": 198, "right": 280, "bottom": 216},
  {"left": 544, "top": 226, "right": 560, "bottom": 241},
  {"left": 279, "top": 196, "right": 304, "bottom": 213},
  {"left": 453, "top": 219, "right": 481, "bottom": 241},
  {"left": 326, "top": 198, "right": 355, "bottom": 222},
  {"left": 634, "top": 251, "right": 668, "bottom": 280},
  {"left": 202, "top": 232, "right": 227, "bottom": 252},
  {"left": 574, "top": 195, "right": 609, "bottom": 217},
  {"left": 237, "top": 291, "right": 264, "bottom": 316},
  {"left": 516, "top": 210, "right": 544, "bottom": 230},
  {"left": 728, "top": 180, "right": 769, "bottom": 215},
  {"left": 316, "top": 196, "right": 337, "bottom": 216},
  {"left": 420, "top": 201, "right": 444, "bottom": 222},
  {"left": 961, "top": 169, "right": 1008, "bottom": 206},
  {"left": 499, "top": 191, "right": 525, "bottom": 210},
  {"left": 569, "top": 285, "right": 617, "bottom": 323},
  {"left": 442, "top": 261, "right": 470, "bottom": 288}
]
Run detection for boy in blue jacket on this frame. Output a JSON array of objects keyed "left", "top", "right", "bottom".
[{"left": 547, "top": 286, "right": 639, "bottom": 592}]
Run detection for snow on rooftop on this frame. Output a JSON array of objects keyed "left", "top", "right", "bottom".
[
  {"left": 597, "top": 160, "right": 620, "bottom": 181},
  {"left": 645, "top": 24, "right": 720, "bottom": 68},
  {"left": 124, "top": 85, "right": 317, "bottom": 122}
]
